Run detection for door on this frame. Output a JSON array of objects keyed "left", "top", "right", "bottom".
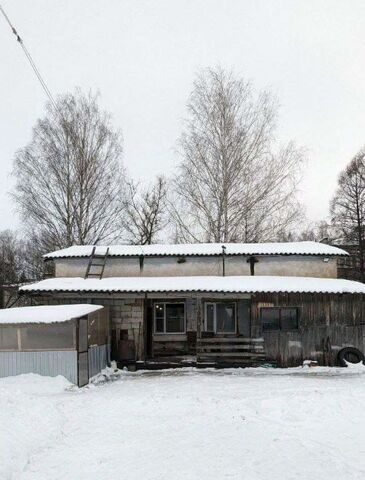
[
  {"left": 78, "top": 317, "right": 89, "bottom": 387},
  {"left": 238, "top": 299, "right": 251, "bottom": 337},
  {"left": 146, "top": 302, "right": 153, "bottom": 358}
]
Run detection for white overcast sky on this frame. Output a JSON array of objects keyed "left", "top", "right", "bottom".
[{"left": 1, "top": 0, "right": 365, "bottom": 232}]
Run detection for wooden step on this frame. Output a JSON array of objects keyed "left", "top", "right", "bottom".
[
  {"left": 197, "top": 352, "right": 266, "bottom": 358},
  {"left": 197, "top": 345, "right": 264, "bottom": 351},
  {"left": 198, "top": 337, "right": 264, "bottom": 344}
]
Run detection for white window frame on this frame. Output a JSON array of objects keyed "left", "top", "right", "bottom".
[
  {"left": 204, "top": 302, "right": 237, "bottom": 334},
  {"left": 154, "top": 302, "right": 186, "bottom": 334}
]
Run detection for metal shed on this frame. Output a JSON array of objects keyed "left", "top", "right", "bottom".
[{"left": 0, "top": 304, "right": 109, "bottom": 386}]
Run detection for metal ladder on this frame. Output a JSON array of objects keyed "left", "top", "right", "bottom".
[{"left": 84, "top": 246, "right": 109, "bottom": 279}]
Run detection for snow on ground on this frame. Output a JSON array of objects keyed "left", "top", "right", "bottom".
[{"left": 2, "top": 365, "right": 365, "bottom": 480}]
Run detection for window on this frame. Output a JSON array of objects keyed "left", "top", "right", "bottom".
[
  {"left": 20, "top": 322, "right": 75, "bottom": 350},
  {"left": 261, "top": 307, "right": 299, "bottom": 332},
  {"left": 0, "top": 327, "right": 18, "bottom": 350},
  {"left": 154, "top": 302, "right": 185, "bottom": 334},
  {"left": 204, "top": 302, "right": 236, "bottom": 334}
]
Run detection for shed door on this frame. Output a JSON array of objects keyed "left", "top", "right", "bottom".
[
  {"left": 78, "top": 317, "right": 89, "bottom": 387},
  {"left": 238, "top": 300, "right": 251, "bottom": 337}
]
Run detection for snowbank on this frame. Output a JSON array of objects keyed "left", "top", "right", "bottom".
[
  {"left": 2, "top": 366, "right": 365, "bottom": 479},
  {"left": 0, "top": 374, "right": 71, "bottom": 479}
]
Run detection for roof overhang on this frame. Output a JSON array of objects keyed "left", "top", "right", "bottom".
[
  {"left": 19, "top": 276, "right": 365, "bottom": 295},
  {"left": 43, "top": 242, "right": 349, "bottom": 260},
  {"left": 0, "top": 304, "right": 103, "bottom": 325}
]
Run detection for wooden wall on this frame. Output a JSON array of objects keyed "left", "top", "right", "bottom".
[
  {"left": 26, "top": 291, "right": 365, "bottom": 367},
  {"left": 251, "top": 293, "right": 365, "bottom": 366}
]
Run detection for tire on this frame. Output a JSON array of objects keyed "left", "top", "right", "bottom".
[{"left": 337, "top": 347, "right": 364, "bottom": 367}]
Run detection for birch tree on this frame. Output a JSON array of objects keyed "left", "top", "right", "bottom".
[
  {"left": 0, "top": 231, "right": 24, "bottom": 284},
  {"left": 331, "top": 150, "right": 365, "bottom": 281},
  {"left": 12, "top": 89, "right": 124, "bottom": 251},
  {"left": 123, "top": 176, "right": 168, "bottom": 244},
  {"left": 172, "top": 67, "right": 303, "bottom": 243}
]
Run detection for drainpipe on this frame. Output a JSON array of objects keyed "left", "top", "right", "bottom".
[
  {"left": 222, "top": 245, "right": 226, "bottom": 276},
  {"left": 247, "top": 256, "right": 258, "bottom": 275},
  {"left": 139, "top": 255, "right": 144, "bottom": 272}
]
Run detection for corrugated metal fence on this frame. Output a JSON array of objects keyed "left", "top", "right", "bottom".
[
  {"left": 88, "top": 344, "right": 108, "bottom": 378},
  {"left": 0, "top": 351, "right": 78, "bottom": 384}
]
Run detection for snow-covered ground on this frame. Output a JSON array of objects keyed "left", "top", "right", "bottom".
[{"left": 2, "top": 365, "right": 365, "bottom": 480}]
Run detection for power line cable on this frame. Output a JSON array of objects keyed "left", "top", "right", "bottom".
[
  {"left": 0, "top": 3, "right": 57, "bottom": 110},
  {"left": 0, "top": 4, "right": 82, "bottom": 153}
]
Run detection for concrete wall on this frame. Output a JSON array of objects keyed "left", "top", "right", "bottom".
[
  {"left": 109, "top": 298, "right": 144, "bottom": 360},
  {"left": 54, "top": 255, "right": 338, "bottom": 279}
]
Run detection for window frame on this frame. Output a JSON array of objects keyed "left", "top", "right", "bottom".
[
  {"left": 153, "top": 301, "right": 186, "bottom": 335},
  {"left": 0, "top": 326, "right": 20, "bottom": 351},
  {"left": 204, "top": 301, "right": 237, "bottom": 334},
  {"left": 260, "top": 307, "right": 300, "bottom": 332},
  {"left": 0, "top": 322, "right": 77, "bottom": 352}
]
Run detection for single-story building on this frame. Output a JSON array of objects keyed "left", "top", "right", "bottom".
[
  {"left": 0, "top": 304, "right": 109, "bottom": 386},
  {"left": 10, "top": 241, "right": 365, "bottom": 368}
]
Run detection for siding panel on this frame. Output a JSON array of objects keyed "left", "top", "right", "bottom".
[
  {"left": 0, "top": 351, "right": 78, "bottom": 384},
  {"left": 88, "top": 344, "right": 108, "bottom": 378}
]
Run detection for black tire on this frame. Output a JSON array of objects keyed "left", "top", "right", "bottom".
[{"left": 337, "top": 347, "right": 364, "bottom": 367}]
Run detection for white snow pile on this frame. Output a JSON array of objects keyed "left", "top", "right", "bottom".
[
  {"left": 0, "top": 374, "right": 71, "bottom": 479},
  {"left": 0, "top": 304, "right": 103, "bottom": 324},
  {"left": 2, "top": 366, "right": 365, "bottom": 480}
]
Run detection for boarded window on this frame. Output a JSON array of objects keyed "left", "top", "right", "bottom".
[
  {"left": 0, "top": 327, "right": 18, "bottom": 350},
  {"left": 261, "top": 308, "right": 299, "bottom": 332},
  {"left": 154, "top": 303, "right": 185, "bottom": 333},
  {"left": 20, "top": 322, "right": 75, "bottom": 350}
]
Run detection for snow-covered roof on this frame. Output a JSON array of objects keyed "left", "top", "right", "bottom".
[
  {"left": 43, "top": 241, "right": 348, "bottom": 259},
  {"left": 19, "top": 276, "right": 365, "bottom": 295},
  {"left": 0, "top": 304, "right": 103, "bottom": 325}
]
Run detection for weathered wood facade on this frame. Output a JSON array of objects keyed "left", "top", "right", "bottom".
[
  {"left": 252, "top": 292, "right": 365, "bottom": 366},
  {"left": 24, "top": 290, "right": 365, "bottom": 368}
]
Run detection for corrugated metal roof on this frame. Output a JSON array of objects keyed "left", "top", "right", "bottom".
[
  {"left": 0, "top": 304, "right": 103, "bottom": 324},
  {"left": 19, "top": 276, "right": 365, "bottom": 295},
  {"left": 43, "top": 241, "right": 349, "bottom": 259}
]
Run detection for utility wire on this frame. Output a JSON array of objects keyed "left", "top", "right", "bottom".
[{"left": 0, "top": 3, "right": 58, "bottom": 110}]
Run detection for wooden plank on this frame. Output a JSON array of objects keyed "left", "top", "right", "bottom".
[
  {"left": 197, "top": 345, "right": 264, "bottom": 352},
  {"left": 198, "top": 337, "right": 264, "bottom": 344},
  {"left": 197, "top": 352, "right": 266, "bottom": 358},
  {"left": 153, "top": 335, "right": 188, "bottom": 342}
]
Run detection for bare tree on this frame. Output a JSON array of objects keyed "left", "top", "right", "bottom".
[
  {"left": 12, "top": 89, "right": 124, "bottom": 251},
  {"left": 122, "top": 176, "right": 168, "bottom": 244},
  {"left": 278, "top": 220, "right": 336, "bottom": 243},
  {"left": 0, "top": 231, "right": 24, "bottom": 285},
  {"left": 331, "top": 150, "right": 365, "bottom": 281},
  {"left": 172, "top": 67, "right": 303, "bottom": 243}
]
